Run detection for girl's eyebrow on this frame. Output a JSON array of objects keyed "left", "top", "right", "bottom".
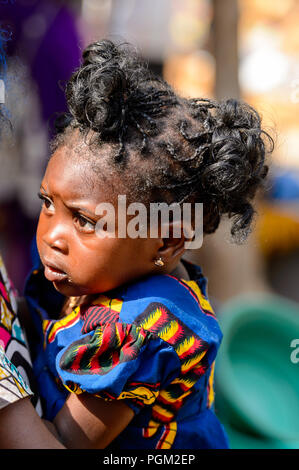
[
  {"left": 39, "top": 185, "right": 48, "bottom": 194},
  {"left": 39, "top": 185, "right": 97, "bottom": 218},
  {"left": 64, "top": 202, "right": 96, "bottom": 218}
]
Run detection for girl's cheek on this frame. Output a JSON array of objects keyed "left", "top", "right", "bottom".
[
  {"left": 36, "top": 214, "right": 51, "bottom": 256},
  {"left": 36, "top": 218, "right": 43, "bottom": 250}
]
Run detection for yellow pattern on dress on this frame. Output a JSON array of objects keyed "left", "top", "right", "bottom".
[
  {"left": 159, "top": 388, "right": 192, "bottom": 404},
  {"left": 118, "top": 386, "right": 159, "bottom": 405},
  {"left": 207, "top": 361, "right": 215, "bottom": 407},
  {"left": 158, "top": 320, "right": 179, "bottom": 342},
  {"left": 175, "top": 335, "right": 195, "bottom": 357},
  {"left": 138, "top": 306, "right": 164, "bottom": 330},
  {"left": 183, "top": 280, "right": 214, "bottom": 314},
  {"left": 159, "top": 421, "right": 177, "bottom": 449},
  {"left": 0, "top": 296, "right": 14, "bottom": 331},
  {"left": 91, "top": 295, "right": 123, "bottom": 312},
  {"left": 45, "top": 307, "right": 80, "bottom": 343},
  {"left": 181, "top": 350, "right": 206, "bottom": 373}
]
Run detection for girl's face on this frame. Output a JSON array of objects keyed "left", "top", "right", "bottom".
[{"left": 36, "top": 145, "right": 164, "bottom": 297}]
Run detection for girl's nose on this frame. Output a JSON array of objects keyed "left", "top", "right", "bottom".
[{"left": 42, "top": 223, "right": 68, "bottom": 254}]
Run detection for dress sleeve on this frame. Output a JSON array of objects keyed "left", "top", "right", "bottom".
[{"left": 56, "top": 322, "right": 181, "bottom": 414}]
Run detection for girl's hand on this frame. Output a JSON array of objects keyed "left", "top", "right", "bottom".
[{"left": 53, "top": 392, "right": 134, "bottom": 449}]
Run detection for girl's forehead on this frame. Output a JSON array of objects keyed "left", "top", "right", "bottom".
[{"left": 43, "top": 145, "right": 118, "bottom": 203}]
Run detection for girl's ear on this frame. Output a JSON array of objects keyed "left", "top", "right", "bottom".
[{"left": 156, "top": 222, "right": 191, "bottom": 264}]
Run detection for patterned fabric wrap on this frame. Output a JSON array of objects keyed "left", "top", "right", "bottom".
[
  {"left": 0, "top": 255, "right": 34, "bottom": 410},
  {"left": 61, "top": 323, "right": 151, "bottom": 376},
  {"left": 25, "top": 258, "right": 229, "bottom": 449},
  {"left": 0, "top": 345, "right": 32, "bottom": 409}
]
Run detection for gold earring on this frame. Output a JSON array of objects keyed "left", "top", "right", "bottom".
[{"left": 154, "top": 257, "right": 164, "bottom": 267}]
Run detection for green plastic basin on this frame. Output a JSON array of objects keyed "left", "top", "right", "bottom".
[{"left": 215, "top": 294, "right": 299, "bottom": 443}]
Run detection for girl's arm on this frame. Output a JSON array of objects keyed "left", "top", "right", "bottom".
[
  {"left": 16, "top": 298, "right": 133, "bottom": 449},
  {"left": 53, "top": 392, "right": 134, "bottom": 449},
  {"left": 0, "top": 397, "right": 65, "bottom": 449}
]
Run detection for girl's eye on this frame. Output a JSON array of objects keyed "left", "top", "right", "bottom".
[
  {"left": 38, "top": 192, "right": 54, "bottom": 213},
  {"left": 73, "top": 214, "right": 95, "bottom": 233}
]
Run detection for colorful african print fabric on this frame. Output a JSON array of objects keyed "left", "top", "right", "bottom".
[
  {"left": 25, "top": 257, "right": 229, "bottom": 449},
  {"left": 0, "top": 255, "right": 34, "bottom": 410}
]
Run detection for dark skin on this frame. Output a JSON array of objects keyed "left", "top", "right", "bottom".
[
  {"left": 35, "top": 140, "right": 190, "bottom": 448},
  {"left": 37, "top": 145, "right": 186, "bottom": 297},
  {"left": 0, "top": 398, "right": 65, "bottom": 449}
]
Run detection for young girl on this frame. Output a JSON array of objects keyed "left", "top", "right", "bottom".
[{"left": 23, "top": 39, "right": 272, "bottom": 449}]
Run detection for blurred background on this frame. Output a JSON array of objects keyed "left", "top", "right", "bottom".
[{"left": 0, "top": 0, "right": 299, "bottom": 449}]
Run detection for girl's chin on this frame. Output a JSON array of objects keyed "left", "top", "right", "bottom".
[
  {"left": 52, "top": 280, "right": 98, "bottom": 297},
  {"left": 50, "top": 276, "right": 118, "bottom": 297},
  {"left": 52, "top": 279, "right": 81, "bottom": 297}
]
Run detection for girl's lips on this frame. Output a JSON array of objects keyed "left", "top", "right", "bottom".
[{"left": 44, "top": 265, "right": 68, "bottom": 282}]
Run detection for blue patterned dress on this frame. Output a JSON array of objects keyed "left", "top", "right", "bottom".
[{"left": 24, "top": 252, "right": 229, "bottom": 450}]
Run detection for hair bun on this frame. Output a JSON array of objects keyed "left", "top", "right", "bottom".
[
  {"left": 82, "top": 40, "right": 119, "bottom": 66},
  {"left": 217, "top": 98, "right": 261, "bottom": 130},
  {"left": 195, "top": 98, "right": 272, "bottom": 241},
  {"left": 66, "top": 40, "right": 132, "bottom": 138}
]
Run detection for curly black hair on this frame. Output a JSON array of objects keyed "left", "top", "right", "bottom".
[{"left": 52, "top": 39, "right": 273, "bottom": 243}]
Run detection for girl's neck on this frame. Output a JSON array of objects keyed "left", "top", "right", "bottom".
[
  {"left": 60, "top": 260, "right": 190, "bottom": 318},
  {"left": 169, "top": 260, "right": 190, "bottom": 280}
]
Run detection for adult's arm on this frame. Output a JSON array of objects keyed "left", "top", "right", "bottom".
[{"left": 0, "top": 397, "right": 65, "bottom": 449}]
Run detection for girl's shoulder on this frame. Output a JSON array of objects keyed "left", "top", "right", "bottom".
[
  {"left": 81, "top": 260, "right": 222, "bottom": 348},
  {"left": 125, "top": 260, "right": 213, "bottom": 316}
]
